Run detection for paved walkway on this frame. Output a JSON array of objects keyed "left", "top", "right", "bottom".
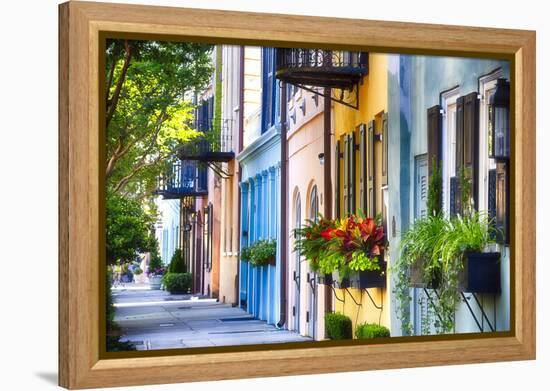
[{"left": 113, "top": 285, "right": 311, "bottom": 350}]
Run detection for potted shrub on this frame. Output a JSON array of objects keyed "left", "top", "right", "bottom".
[
  {"left": 248, "top": 239, "right": 276, "bottom": 266},
  {"left": 161, "top": 249, "right": 191, "bottom": 294},
  {"left": 147, "top": 246, "right": 165, "bottom": 290},
  {"left": 162, "top": 273, "right": 192, "bottom": 294},
  {"left": 325, "top": 312, "right": 352, "bottom": 340},
  {"left": 355, "top": 323, "right": 390, "bottom": 339}
]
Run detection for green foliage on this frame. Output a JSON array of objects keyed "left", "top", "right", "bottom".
[
  {"left": 168, "top": 249, "right": 186, "bottom": 273},
  {"left": 106, "top": 193, "right": 156, "bottom": 264},
  {"left": 325, "top": 313, "right": 353, "bottom": 340},
  {"left": 248, "top": 239, "right": 277, "bottom": 266},
  {"left": 162, "top": 273, "right": 193, "bottom": 294},
  {"left": 133, "top": 267, "right": 143, "bottom": 275},
  {"left": 148, "top": 241, "right": 164, "bottom": 274},
  {"left": 106, "top": 269, "right": 136, "bottom": 351},
  {"left": 427, "top": 157, "right": 442, "bottom": 216},
  {"left": 293, "top": 216, "right": 336, "bottom": 271},
  {"left": 355, "top": 323, "right": 390, "bottom": 339},
  {"left": 105, "top": 39, "right": 214, "bottom": 197},
  {"left": 458, "top": 167, "right": 473, "bottom": 215},
  {"left": 240, "top": 245, "right": 253, "bottom": 262},
  {"left": 393, "top": 210, "right": 498, "bottom": 334}
]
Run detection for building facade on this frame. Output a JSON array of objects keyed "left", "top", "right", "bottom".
[
  {"left": 237, "top": 46, "right": 282, "bottom": 325},
  {"left": 387, "top": 54, "right": 511, "bottom": 335},
  {"left": 286, "top": 87, "right": 328, "bottom": 340}
]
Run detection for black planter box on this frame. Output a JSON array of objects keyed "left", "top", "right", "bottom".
[
  {"left": 349, "top": 261, "right": 387, "bottom": 289},
  {"left": 409, "top": 258, "right": 440, "bottom": 289},
  {"left": 458, "top": 252, "right": 501, "bottom": 293},
  {"left": 317, "top": 273, "right": 333, "bottom": 285},
  {"left": 332, "top": 271, "right": 351, "bottom": 289}
]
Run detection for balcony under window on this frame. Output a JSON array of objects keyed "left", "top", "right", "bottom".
[
  {"left": 155, "top": 159, "right": 208, "bottom": 199},
  {"left": 177, "top": 118, "right": 235, "bottom": 162},
  {"left": 276, "top": 49, "right": 368, "bottom": 109}
]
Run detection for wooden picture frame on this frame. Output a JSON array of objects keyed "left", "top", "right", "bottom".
[{"left": 59, "top": 1, "right": 536, "bottom": 389}]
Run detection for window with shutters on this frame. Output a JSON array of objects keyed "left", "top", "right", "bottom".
[
  {"left": 343, "top": 132, "right": 356, "bottom": 215},
  {"left": 427, "top": 105, "right": 443, "bottom": 214},
  {"left": 261, "top": 47, "right": 276, "bottom": 132},
  {"left": 441, "top": 89, "right": 460, "bottom": 215},
  {"left": 343, "top": 135, "right": 349, "bottom": 215}
]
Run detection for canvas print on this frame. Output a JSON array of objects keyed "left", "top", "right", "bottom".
[{"left": 104, "top": 40, "right": 511, "bottom": 352}]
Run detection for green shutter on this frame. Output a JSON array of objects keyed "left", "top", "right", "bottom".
[
  {"left": 496, "top": 161, "right": 509, "bottom": 244},
  {"left": 343, "top": 135, "right": 349, "bottom": 216},
  {"left": 381, "top": 112, "right": 389, "bottom": 186},
  {"left": 349, "top": 132, "right": 356, "bottom": 214},
  {"left": 427, "top": 105, "right": 442, "bottom": 179},
  {"left": 335, "top": 140, "right": 341, "bottom": 219},
  {"left": 367, "top": 120, "right": 375, "bottom": 218},
  {"left": 359, "top": 124, "right": 367, "bottom": 214}
]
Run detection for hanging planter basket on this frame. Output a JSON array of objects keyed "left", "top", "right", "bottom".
[
  {"left": 332, "top": 270, "right": 351, "bottom": 289},
  {"left": 317, "top": 273, "right": 333, "bottom": 285},
  {"left": 349, "top": 260, "right": 387, "bottom": 289},
  {"left": 458, "top": 252, "right": 501, "bottom": 293},
  {"left": 409, "top": 258, "right": 440, "bottom": 289}
]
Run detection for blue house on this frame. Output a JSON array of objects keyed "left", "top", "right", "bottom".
[
  {"left": 387, "top": 54, "right": 511, "bottom": 335},
  {"left": 237, "top": 47, "right": 282, "bottom": 325}
]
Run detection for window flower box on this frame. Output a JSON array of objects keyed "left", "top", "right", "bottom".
[{"left": 458, "top": 252, "right": 501, "bottom": 293}]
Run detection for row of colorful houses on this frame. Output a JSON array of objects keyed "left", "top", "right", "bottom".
[{"left": 155, "top": 45, "right": 511, "bottom": 339}]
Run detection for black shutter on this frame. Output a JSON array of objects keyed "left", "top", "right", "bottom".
[
  {"left": 496, "top": 162, "right": 509, "bottom": 244},
  {"left": 381, "top": 112, "right": 388, "bottom": 187},
  {"left": 367, "top": 120, "right": 375, "bottom": 218},
  {"left": 343, "top": 135, "right": 349, "bottom": 216},
  {"left": 449, "top": 176, "right": 460, "bottom": 216},
  {"left": 335, "top": 140, "right": 341, "bottom": 219},
  {"left": 463, "top": 92, "right": 480, "bottom": 210},
  {"left": 427, "top": 105, "right": 442, "bottom": 178},
  {"left": 488, "top": 169, "right": 497, "bottom": 222},
  {"left": 349, "top": 132, "right": 356, "bottom": 214},
  {"left": 359, "top": 124, "right": 367, "bottom": 214},
  {"left": 456, "top": 97, "right": 465, "bottom": 175}
]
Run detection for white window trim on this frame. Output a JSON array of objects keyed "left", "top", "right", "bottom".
[
  {"left": 441, "top": 87, "right": 460, "bottom": 215},
  {"left": 478, "top": 69, "right": 503, "bottom": 212}
]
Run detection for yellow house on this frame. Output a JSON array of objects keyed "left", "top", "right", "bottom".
[{"left": 332, "top": 53, "right": 391, "bottom": 335}]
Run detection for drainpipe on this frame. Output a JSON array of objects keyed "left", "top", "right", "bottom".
[
  {"left": 236, "top": 45, "right": 245, "bottom": 306},
  {"left": 323, "top": 88, "right": 333, "bottom": 313},
  {"left": 277, "top": 80, "right": 288, "bottom": 328}
]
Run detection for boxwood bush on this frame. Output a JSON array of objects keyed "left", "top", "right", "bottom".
[
  {"left": 325, "top": 312, "right": 353, "bottom": 340},
  {"left": 162, "top": 272, "right": 192, "bottom": 294},
  {"left": 355, "top": 323, "right": 390, "bottom": 339}
]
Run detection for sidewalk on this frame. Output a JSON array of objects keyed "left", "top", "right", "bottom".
[{"left": 113, "top": 285, "right": 311, "bottom": 350}]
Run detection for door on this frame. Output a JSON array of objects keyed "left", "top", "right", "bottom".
[
  {"left": 293, "top": 193, "right": 301, "bottom": 332},
  {"left": 307, "top": 185, "right": 319, "bottom": 339}
]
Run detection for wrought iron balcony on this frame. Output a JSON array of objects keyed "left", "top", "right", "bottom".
[
  {"left": 155, "top": 160, "right": 208, "bottom": 199},
  {"left": 276, "top": 49, "right": 368, "bottom": 90},
  {"left": 178, "top": 118, "right": 235, "bottom": 162}
]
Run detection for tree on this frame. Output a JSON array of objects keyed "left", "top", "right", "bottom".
[
  {"left": 106, "top": 193, "right": 156, "bottom": 265},
  {"left": 105, "top": 39, "right": 214, "bottom": 198}
]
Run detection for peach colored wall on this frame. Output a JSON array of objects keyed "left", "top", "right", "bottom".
[{"left": 286, "top": 88, "right": 329, "bottom": 340}]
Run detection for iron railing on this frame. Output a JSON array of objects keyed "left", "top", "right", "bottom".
[
  {"left": 276, "top": 49, "right": 368, "bottom": 90},
  {"left": 156, "top": 160, "right": 208, "bottom": 199},
  {"left": 178, "top": 118, "right": 235, "bottom": 162}
]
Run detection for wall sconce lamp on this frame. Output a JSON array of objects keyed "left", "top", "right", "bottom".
[
  {"left": 318, "top": 152, "right": 325, "bottom": 165},
  {"left": 489, "top": 78, "right": 510, "bottom": 160}
]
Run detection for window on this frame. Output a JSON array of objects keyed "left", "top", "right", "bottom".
[
  {"left": 261, "top": 48, "right": 276, "bottom": 131},
  {"left": 309, "top": 185, "right": 319, "bottom": 222},
  {"left": 441, "top": 88, "right": 460, "bottom": 214}
]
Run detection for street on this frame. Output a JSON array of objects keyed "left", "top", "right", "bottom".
[{"left": 113, "top": 285, "right": 311, "bottom": 350}]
